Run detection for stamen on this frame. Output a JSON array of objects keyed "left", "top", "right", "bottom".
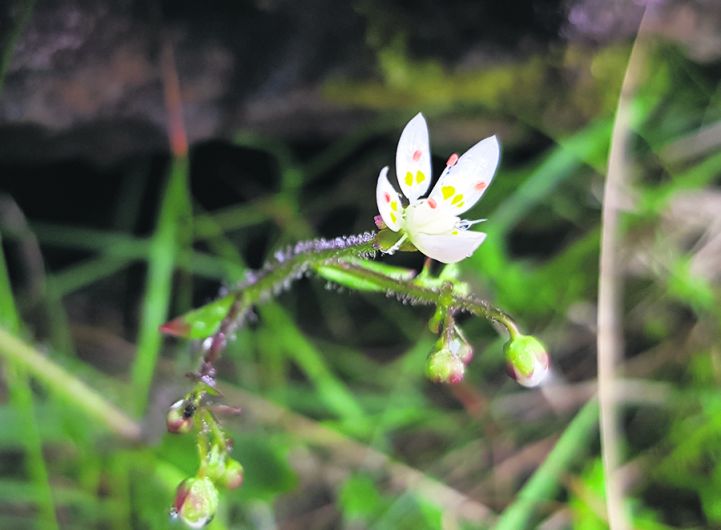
[{"left": 457, "top": 218, "right": 486, "bottom": 230}]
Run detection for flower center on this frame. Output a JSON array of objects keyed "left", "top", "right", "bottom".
[{"left": 403, "top": 199, "right": 458, "bottom": 235}]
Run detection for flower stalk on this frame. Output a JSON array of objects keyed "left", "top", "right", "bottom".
[{"left": 159, "top": 112, "right": 550, "bottom": 527}]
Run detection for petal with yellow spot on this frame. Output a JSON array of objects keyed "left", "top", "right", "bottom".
[{"left": 441, "top": 186, "right": 455, "bottom": 199}]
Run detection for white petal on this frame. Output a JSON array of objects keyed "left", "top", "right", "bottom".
[
  {"left": 516, "top": 359, "right": 550, "bottom": 388},
  {"left": 395, "top": 113, "right": 432, "bottom": 203},
  {"left": 410, "top": 230, "right": 487, "bottom": 264},
  {"left": 429, "top": 135, "right": 500, "bottom": 215},
  {"left": 375, "top": 166, "right": 402, "bottom": 231}
]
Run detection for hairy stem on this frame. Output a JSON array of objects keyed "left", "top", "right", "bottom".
[
  {"left": 315, "top": 260, "right": 519, "bottom": 335},
  {"left": 170, "top": 231, "right": 521, "bottom": 377},
  {"left": 192, "top": 232, "right": 379, "bottom": 367},
  {"left": 238, "top": 232, "right": 378, "bottom": 302}
]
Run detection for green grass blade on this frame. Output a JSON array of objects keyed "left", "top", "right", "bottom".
[
  {"left": 261, "top": 302, "right": 365, "bottom": 420},
  {"left": 0, "top": 240, "right": 59, "bottom": 530},
  {"left": 131, "top": 155, "right": 191, "bottom": 417},
  {"left": 493, "top": 399, "right": 600, "bottom": 530},
  {"left": 0, "top": 328, "right": 142, "bottom": 441},
  {"left": 489, "top": 119, "right": 611, "bottom": 238}
]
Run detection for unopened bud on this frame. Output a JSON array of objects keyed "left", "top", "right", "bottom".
[
  {"left": 426, "top": 348, "right": 465, "bottom": 384},
  {"left": 504, "top": 334, "right": 550, "bottom": 388},
  {"left": 222, "top": 458, "right": 244, "bottom": 490},
  {"left": 170, "top": 477, "right": 219, "bottom": 529},
  {"left": 166, "top": 399, "right": 195, "bottom": 434},
  {"left": 374, "top": 215, "right": 387, "bottom": 230}
]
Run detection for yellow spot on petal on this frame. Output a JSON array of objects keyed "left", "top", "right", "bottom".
[
  {"left": 457, "top": 202, "right": 465, "bottom": 208},
  {"left": 390, "top": 212, "right": 397, "bottom": 224},
  {"left": 451, "top": 194, "right": 464, "bottom": 205},
  {"left": 405, "top": 172, "right": 413, "bottom": 187},
  {"left": 390, "top": 201, "right": 398, "bottom": 211},
  {"left": 441, "top": 186, "right": 455, "bottom": 199},
  {"left": 416, "top": 171, "right": 426, "bottom": 184},
  {"left": 452, "top": 230, "right": 459, "bottom": 235}
]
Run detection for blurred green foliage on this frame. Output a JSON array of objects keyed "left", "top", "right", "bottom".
[{"left": 1, "top": 5, "right": 721, "bottom": 529}]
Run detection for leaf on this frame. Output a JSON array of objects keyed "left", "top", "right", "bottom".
[
  {"left": 314, "top": 258, "right": 415, "bottom": 293},
  {"left": 160, "top": 294, "right": 236, "bottom": 340}
]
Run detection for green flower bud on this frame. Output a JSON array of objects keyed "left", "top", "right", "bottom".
[
  {"left": 166, "top": 399, "right": 194, "bottom": 434},
  {"left": 504, "top": 334, "right": 550, "bottom": 388},
  {"left": 222, "top": 458, "right": 244, "bottom": 490},
  {"left": 426, "top": 348, "right": 465, "bottom": 384},
  {"left": 171, "top": 477, "right": 219, "bottom": 529}
]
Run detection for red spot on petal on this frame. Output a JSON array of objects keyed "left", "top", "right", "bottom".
[
  {"left": 474, "top": 181, "right": 487, "bottom": 191},
  {"left": 446, "top": 153, "right": 459, "bottom": 167},
  {"left": 428, "top": 198, "right": 437, "bottom": 209},
  {"left": 384, "top": 192, "right": 391, "bottom": 203},
  {"left": 412, "top": 150, "right": 422, "bottom": 161}
]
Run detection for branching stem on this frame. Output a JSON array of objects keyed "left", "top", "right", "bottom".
[{"left": 182, "top": 231, "right": 520, "bottom": 386}]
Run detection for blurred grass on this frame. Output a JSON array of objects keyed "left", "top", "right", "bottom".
[
  {"left": 131, "top": 155, "right": 191, "bottom": 417},
  {"left": 0, "top": 241, "right": 59, "bottom": 530}
]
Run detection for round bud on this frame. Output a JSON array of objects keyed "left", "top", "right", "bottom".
[
  {"left": 222, "top": 459, "right": 244, "bottom": 490},
  {"left": 426, "top": 348, "right": 465, "bottom": 384},
  {"left": 503, "top": 334, "right": 550, "bottom": 388},
  {"left": 170, "top": 477, "right": 219, "bottom": 529},
  {"left": 166, "top": 399, "right": 194, "bottom": 434}
]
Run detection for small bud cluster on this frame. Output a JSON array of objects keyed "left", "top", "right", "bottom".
[
  {"left": 166, "top": 389, "right": 244, "bottom": 528},
  {"left": 425, "top": 309, "right": 473, "bottom": 384},
  {"left": 425, "top": 303, "right": 550, "bottom": 388},
  {"left": 203, "top": 443, "right": 245, "bottom": 491}
]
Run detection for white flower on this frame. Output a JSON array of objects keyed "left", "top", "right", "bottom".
[{"left": 376, "top": 113, "right": 500, "bottom": 264}]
